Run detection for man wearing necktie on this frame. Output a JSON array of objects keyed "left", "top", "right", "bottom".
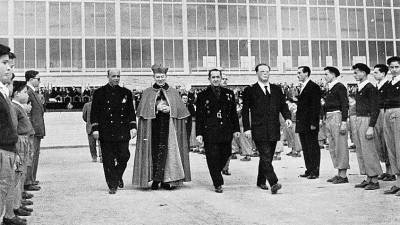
[
  {"left": 24, "top": 70, "right": 44, "bottom": 192},
  {"left": 242, "top": 63, "right": 292, "bottom": 194},
  {"left": 196, "top": 69, "right": 240, "bottom": 193},
  {"left": 296, "top": 66, "right": 322, "bottom": 179}
]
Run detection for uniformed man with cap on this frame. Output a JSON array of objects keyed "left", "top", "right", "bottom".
[{"left": 91, "top": 69, "right": 137, "bottom": 194}]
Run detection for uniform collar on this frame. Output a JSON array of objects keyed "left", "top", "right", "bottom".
[
  {"left": 358, "top": 79, "right": 370, "bottom": 91},
  {"left": 377, "top": 78, "right": 388, "bottom": 90},
  {"left": 26, "top": 83, "right": 36, "bottom": 92},
  {"left": 328, "top": 79, "right": 340, "bottom": 91},
  {"left": 392, "top": 75, "right": 400, "bottom": 85},
  {"left": 12, "top": 99, "right": 24, "bottom": 108},
  {"left": 0, "top": 82, "right": 9, "bottom": 98},
  {"left": 257, "top": 81, "right": 270, "bottom": 94}
]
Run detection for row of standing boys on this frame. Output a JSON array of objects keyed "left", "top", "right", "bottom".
[{"left": 0, "top": 44, "right": 45, "bottom": 225}]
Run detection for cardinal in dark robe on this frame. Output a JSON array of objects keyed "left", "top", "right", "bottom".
[{"left": 132, "top": 64, "right": 191, "bottom": 190}]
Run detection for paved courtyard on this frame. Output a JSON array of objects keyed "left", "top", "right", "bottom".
[{"left": 24, "top": 112, "right": 400, "bottom": 225}]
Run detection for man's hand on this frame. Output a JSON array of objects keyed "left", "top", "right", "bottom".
[
  {"left": 130, "top": 129, "right": 137, "bottom": 139},
  {"left": 233, "top": 132, "right": 241, "bottom": 138},
  {"left": 285, "top": 119, "right": 292, "bottom": 128},
  {"left": 365, "top": 127, "right": 374, "bottom": 140},
  {"left": 244, "top": 130, "right": 252, "bottom": 139},
  {"left": 339, "top": 122, "right": 347, "bottom": 135},
  {"left": 196, "top": 135, "right": 203, "bottom": 144},
  {"left": 93, "top": 131, "right": 99, "bottom": 140},
  {"left": 310, "top": 125, "right": 317, "bottom": 130},
  {"left": 161, "top": 105, "right": 170, "bottom": 113}
]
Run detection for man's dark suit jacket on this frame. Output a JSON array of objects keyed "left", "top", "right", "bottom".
[
  {"left": 27, "top": 86, "right": 45, "bottom": 137},
  {"left": 196, "top": 86, "right": 240, "bottom": 143},
  {"left": 242, "top": 83, "right": 291, "bottom": 142},
  {"left": 295, "top": 80, "right": 321, "bottom": 133}
]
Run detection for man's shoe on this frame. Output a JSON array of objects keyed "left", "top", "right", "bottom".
[
  {"left": 299, "top": 172, "right": 309, "bottom": 178},
  {"left": 231, "top": 154, "right": 237, "bottom": 159},
  {"left": 118, "top": 179, "right": 124, "bottom": 188},
  {"left": 378, "top": 173, "right": 387, "bottom": 180},
  {"left": 292, "top": 152, "right": 301, "bottom": 157},
  {"left": 21, "top": 200, "right": 33, "bottom": 206},
  {"left": 32, "top": 181, "right": 39, "bottom": 185},
  {"left": 383, "top": 175, "right": 396, "bottom": 181},
  {"left": 22, "top": 192, "right": 33, "bottom": 199},
  {"left": 384, "top": 185, "right": 400, "bottom": 194},
  {"left": 3, "top": 216, "right": 27, "bottom": 225},
  {"left": 24, "top": 185, "right": 40, "bottom": 191},
  {"left": 151, "top": 181, "right": 160, "bottom": 190},
  {"left": 307, "top": 174, "right": 318, "bottom": 179},
  {"left": 364, "top": 182, "right": 380, "bottom": 190},
  {"left": 19, "top": 206, "right": 33, "bottom": 212},
  {"left": 332, "top": 176, "right": 349, "bottom": 184},
  {"left": 215, "top": 186, "right": 223, "bottom": 193},
  {"left": 222, "top": 170, "right": 231, "bottom": 176},
  {"left": 354, "top": 180, "right": 369, "bottom": 188},
  {"left": 240, "top": 156, "right": 251, "bottom": 161},
  {"left": 161, "top": 183, "right": 177, "bottom": 190},
  {"left": 286, "top": 152, "right": 294, "bottom": 156},
  {"left": 327, "top": 175, "right": 339, "bottom": 183},
  {"left": 13, "top": 208, "right": 31, "bottom": 217},
  {"left": 273, "top": 156, "right": 281, "bottom": 160},
  {"left": 271, "top": 183, "right": 282, "bottom": 194},
  {"left": 257, "top": 184, "right": 269, "bottom": 190},
  {"left": 108, "top": 188, "right": 117, "bottom": 194},
  {"left": 250, "top": 152, "right": 259, "bottom": 157}
]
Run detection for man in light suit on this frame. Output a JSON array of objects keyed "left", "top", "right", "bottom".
[
  {"left": 296, "top": 66, "right": 322, "bottom": 179},
  {"left": 24, "top": 70, "right": 45, "bottom": 191},
  {"left": 242, "top": 63, "right": 292, "bottom": 194},
  {"left": 82, "top": 101, "right": 98, "bottom": 162}
]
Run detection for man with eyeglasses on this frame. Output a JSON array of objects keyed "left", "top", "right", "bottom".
[{"left": 24, "top": 70, "right": 45, "bottom": 192}]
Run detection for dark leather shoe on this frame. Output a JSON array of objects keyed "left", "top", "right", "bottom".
[
  {"left": 161, "top": 183, "right": 176, "bottom": 190},
  {"left": 332, "top": 176, "right": 349, "bottom": 184},
  {"left": 377, "top": 173, "right": 387, "bottom": 180},
  {"left": 215, "top": 186, "right": 223, "bottom": 193},
  {"left": 108, "top": 188, "right": 117, "bottom": 194},
  {"left": 384, "top": 185, "right": 400, "bottom": 194},
  {"left": 364, "top": 182, "right": 379, "bottom": 190},
  {"left": 22, "top": 192, "right": 34, "bottom": 199},
  {"left": 354, "top": 180, "right": 369, "bottom": 188},
  {"left": 151, "top": 181, "right": 160, "bottom": 190},
  {"left": 21, "top": 199, "right": 33, "bottom": 206},
  {"left": 299, "top": 173, "right": 309, "bottom": 178},
  {"left": 24, "top": 185, "right": 41, "bottom": 191},
  {"left": 231, "top": 154, "right": 237, "bottom": 159},
  {"left": 3, "top": 216, "right": 27, "bottom": 225},
  {"left": 19, "top": 206, "right": 33, "bottom": 212},
  {"left": 118, "top": 179, "right": 124, "bottom": 188},
  {"left": 271, "top": 183, "right": 282, "bottom": 194},
  {"left": 327, "top": 176, "right": 339, "bottom": 182},
  {"left": 222, "top": 170, "right": 231, "bottom": 176},
  {"left": 32, "top": 181, "right": 39, "bottom": 185},
  {"left": 257, "top": 184, "right": 269, "bottom": 190},
  {"left": 13, "top": 208, "right": 31, "bottom": 216},
  {"left": 383, "top": 175, "right": 396, "bottom": 181},
  {"left": 307, "top": 174, "right": 318, "bottom": 179}
]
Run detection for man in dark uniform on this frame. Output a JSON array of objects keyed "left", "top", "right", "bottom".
[
  {"left": 196, "top": 68, "right": 240, "bottom": 193},
  {"left": 91, "top": 69, "right": 137, "bottom": 194}
]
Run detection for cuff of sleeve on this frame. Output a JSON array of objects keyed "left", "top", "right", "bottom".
[
  {"left": 129, "top": 121, "right": 137, "bottom": 130},
  {"left": 92, "top": 123, "right": 99, "bottom": 131}
]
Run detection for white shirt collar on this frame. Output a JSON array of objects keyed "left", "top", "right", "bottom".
[
  {"left": 300, "top": 78, "right": 311, "bottom": 92},
  {"left": 328, "top": 79, "right": 340, "bottom": 91},
  {"left": 257, "top": 81, "right": 270, "bottom": 94},
  {"left": 392, "top": 75, "right": 400, "bottom": 85},
  {"left": 26, "top": 83, "right": 36, "bottom": 92},
  {"left": 376, "top": 78, "right": 388, "bottom": 90},
  {"left": 12, "top": 99, "right": 24, "bottom": 108},
  {"left": 358, "top": 79, "right": 370, "bottom": 91},
  {"left": 0, "top": 82, "right": 9, "bottom": 98}
]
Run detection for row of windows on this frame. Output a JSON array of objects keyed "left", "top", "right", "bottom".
[
  {"left": 2, "top": 2, "right": 400, "bottom": 39},
  {"left": 2, "top": 38, "right": 399, "bottom": 73}
]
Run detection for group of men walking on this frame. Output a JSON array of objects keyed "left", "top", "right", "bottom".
[{"left": 0, "top": 44, "right": 44, "bottom": 225}]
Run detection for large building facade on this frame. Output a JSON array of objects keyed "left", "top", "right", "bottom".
[{"left": 0, "top": 0, "right": 399, "bottom": 87}]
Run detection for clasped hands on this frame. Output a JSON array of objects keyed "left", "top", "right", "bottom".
[{"left": 157, "top": 101, "right": 170, "bottom": 113}]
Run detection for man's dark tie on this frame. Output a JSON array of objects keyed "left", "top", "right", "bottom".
[
  {"left": 214, "top": 87, "right": 221, "bottom": 99},
  {"left": 264, "top": 86, "right": 270, "bottom": 95}
]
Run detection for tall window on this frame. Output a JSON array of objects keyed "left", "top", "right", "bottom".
[
  {"left": 14, "top": 1, "right": 46, "bottom": 36},
  {"left": 120, "top": 3, "right": 150, "bottom": 37},
  {"left": 187, "top": 4, "right": 216, "bottom": 38},
  {"left": 153, "top": 3, "right": 183, "bottom": 38},
  {"left": 341, "top": 41, "right": 366, "bottom": 67},
  {"left": 49, "top": 2, "right": 82, "bottom": 36},
  {"left": 188, "top": 40, "right": 217, "bottom": 72},
  {"left": 85, "top": 3, "right": 115, "bottom": 37},
  {"left": 0, "top": 1, "right": 8, "bottom": 35},
  {"left": 121, "top": 39, "right": 151, "bottom": 71},
  {"left": 251, "top": 40, "right": 278, "bottom": 68},
  {"left": 85, "top": 39, "right": 116, "bottom": 70},
  {"left": 281, "top": 7, "right": 307, "bottom": 38},
  {"left": 14, "top": 39, "right": 46, "bottom": 70},
  {"left": 154, "top": 40, "right": 183, "bottom": 71}
]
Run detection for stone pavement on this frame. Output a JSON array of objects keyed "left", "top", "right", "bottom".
[{"left": 26, "top": 112, "right": 400, "bottom": 225}]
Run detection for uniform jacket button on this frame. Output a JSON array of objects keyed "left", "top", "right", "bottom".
[{"left": 111, "top": 121, "right": 114, "bottom": 123}]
